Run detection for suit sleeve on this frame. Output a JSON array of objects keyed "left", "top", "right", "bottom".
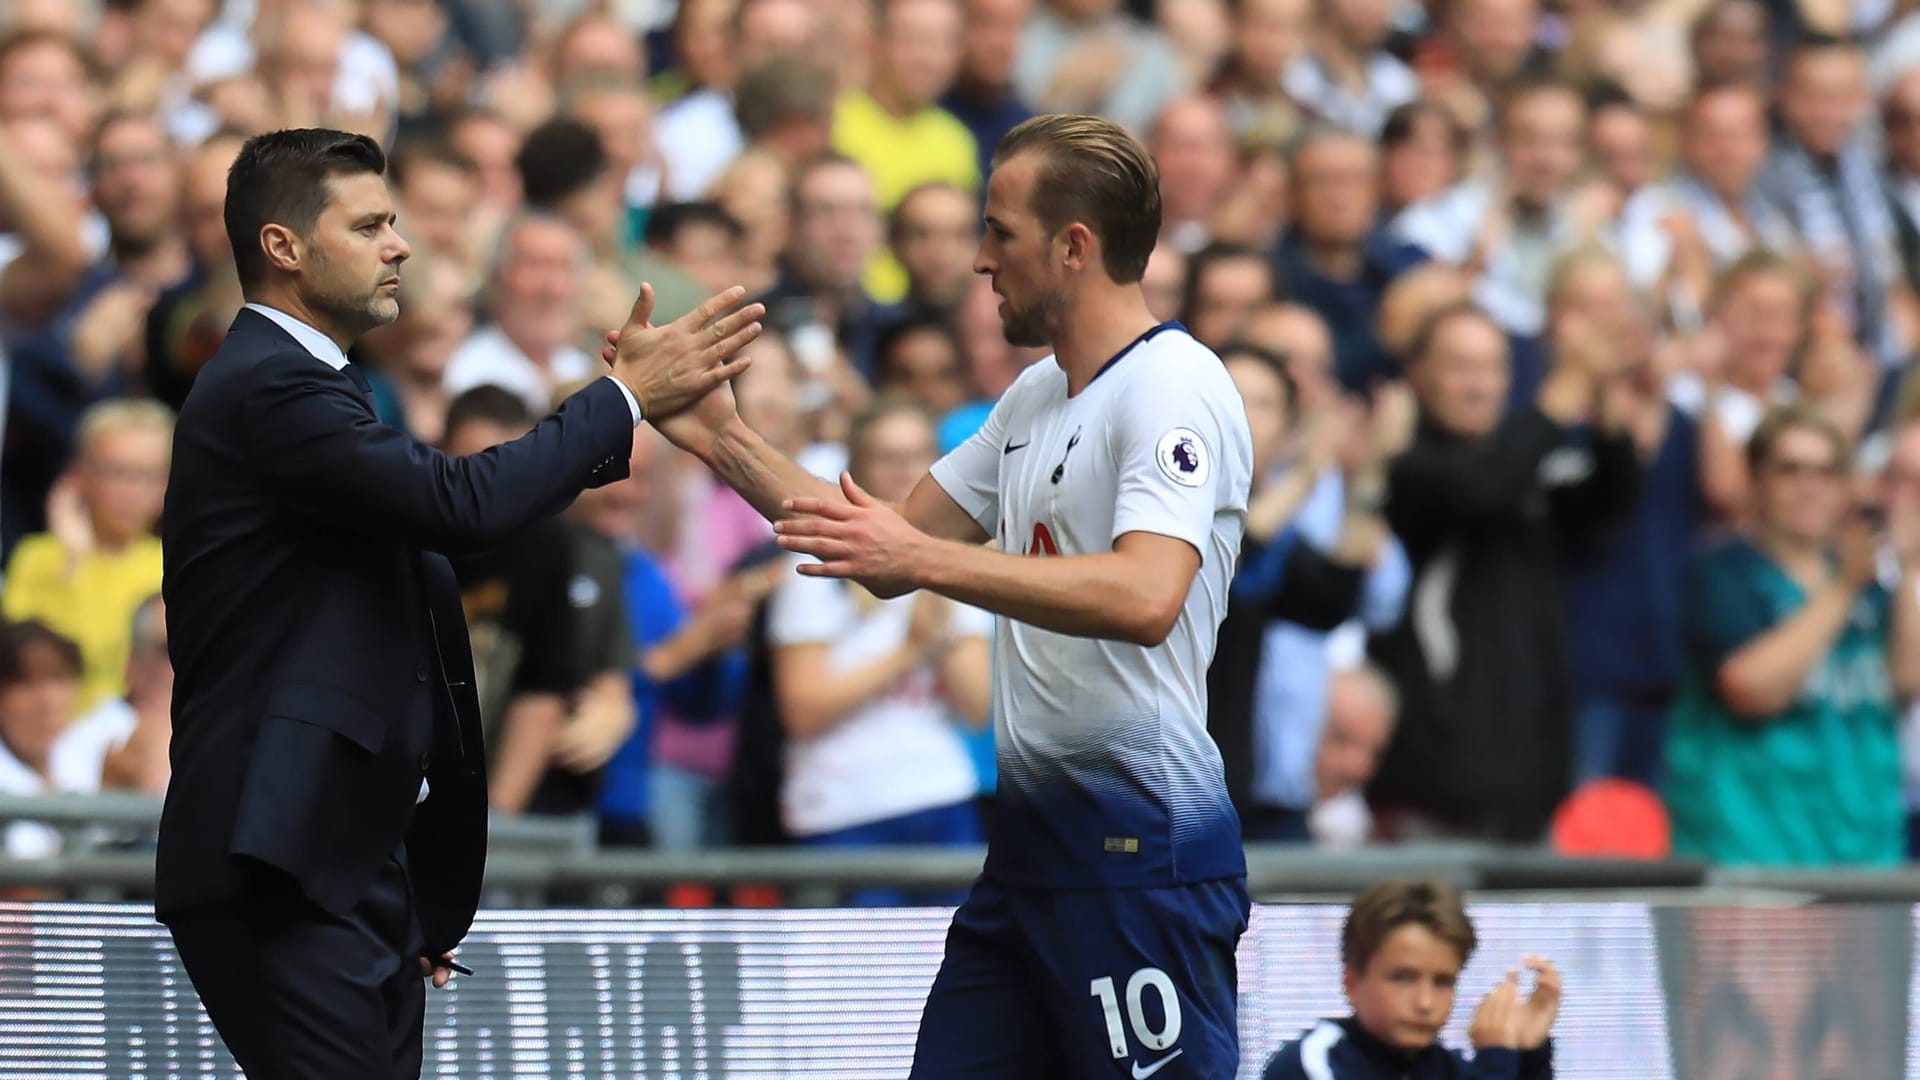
[{"left": 241, "top": 351, "right": 632, "bottom": 552}]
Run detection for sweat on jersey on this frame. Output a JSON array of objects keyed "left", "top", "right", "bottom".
[
  {"left": 926, "top": 322, "right": 1253, "bottom": 889},
  {"left": 1263, "top": 1018, "right": 1555, "bottom": 1080}
]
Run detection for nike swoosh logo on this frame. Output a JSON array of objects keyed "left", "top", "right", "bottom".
[
  {"left": 1132, "top": 1049, "right": 1184, "bottom": 1078},
  {"left": 1003, "top": 441, "right": 1030, "bottom": 454}
]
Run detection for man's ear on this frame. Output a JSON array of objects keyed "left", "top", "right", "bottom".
[
  {"left": 1341, "top": 963, "right": 1359, "bottom": 1007},
  {"left": 1060, "top": 222, "right": 1097, "bottom": 274},
  {"left": 260, "top": 223, "right": 302, "bottom": 276}
]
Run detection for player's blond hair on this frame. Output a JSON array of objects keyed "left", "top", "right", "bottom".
[
  {"left": 991, "top": 114, "right": 1162, "bottom": 284},
  {"left": 76, "top": 399, "right": 175, "bottom": 460}
]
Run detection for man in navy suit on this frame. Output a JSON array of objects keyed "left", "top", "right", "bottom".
[{"left": 156, "top": 128, "right": 763, "bottom": 1079}]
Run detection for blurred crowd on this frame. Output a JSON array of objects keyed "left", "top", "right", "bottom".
[{"left": 3, "top": 0, "right": 1920, "bottom": 889}]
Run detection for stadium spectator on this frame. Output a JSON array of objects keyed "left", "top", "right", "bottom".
[
  {"left": 710, "top": 149, "right": 790, "bottom": 297},
  {"left": 1242, "top": 302, "right": 1343, "bottom": 410},
  {"left": 941, "top": 0, "right": 1035, "bottom": 185},
  {"left": 441, "top": 211, "right": 595, "bottom": 417},
  {"left": 1552, "top": 250, "right": 1708, "bottom": 789},
  {"left": 654, "top": 0, "right": 820, "bottom": 201},
  {"left": 1012, "top": 0, "right": 1187, "bottom": 135},
  {"left": 1667, "top": 405, "right": 1920, "bottom": 866},
  {"left": 1378, "top": 101, "right": 1468, "bottom": 221},
  {"left": 0, "top": 620, "right": 89, "bottom": 859},
  {"left": 1139, "top": 242, "right": 1188, "bottom": 324},
  {"left": 1690, "top": 0, "right": 1773, "bottom": 90},
  {"left": 1759, "top": 38, "right": 1906, "bottom": 365},
  {"left": 1283, "top": 0, "right": 1419, "bottom": 137},
  {"left": 1393, "top": 79, "right": 1593, "bottom": 340},
  {"left": 732, "top": 56, "right": 835, "bottom": 171},
  {"left": 1877, "top": 417, "right": 1920, "bottom": 855},
  {"left": 1262, "top": 879, "right": 1559, "bottom": 1079},
  {"left": 566, "top": 77, "right": 664, "bottom": 235},
  {"left": 758, "top": 153, "right": 885, "bottom": 375},
  {"left": 2, "top": 399, "right": 169, "bottom": 714},
  {"left": 0, "top": 113, "right": 94, "bottom": 335},
  {"left": 1310, "top": 662, "right": 1399, "bottom": 848},
  {"left": 1208, "top": 342, "right": 1407, "bottom": 841},
  {"left": 875, "top": 317, "right": 973, "bottom": 421},
  {"left": 439, "top": 387, "right": 584, "bottom": 816},
  {"left": 1148, "top": 95, "right": 1235, "bottom": 254},
  {"left": 1180, "top": 242, "right": 1279, "bottom": 350},
  {"left": 7, "top": 110, "right": 184, "bottom": 550},
  {"left": 444, "top": 106, "right": 520, "bottom": 214},
  {"left": 1883, "top": 68, "right": 1920, "bottom": 297},
  {"left": 0, "top": 28, "right": 97, "bottom": 146},
  {"left": 1368, "top": 304, "right": 1640, "bottom": 842},
  {"left": 765, "top": 396, "right": 991, "bottom": 904},
  {"left": 881, "top": 182, "right": 981, "bottom": 324},
  {"left": 835, "top": 0, "right": 976, "bottom": 213},
  {"left": 579, "top": 428, "right": 766, "bottom": 847},
  {"left": 386, "top": 139, "right": 479, "bottom": 273},
  {"left": 143, "top": 130, "right": 245, "bottom": 411},
  {"left": 353, "top": 251, "right": 469, "bottom": 444},
  {"left": 61, "top": 593, "right": 172, "bottom": 796},
  {"left": 1585, "top": 94, "right": 1657, "bottom": 209},
  {"left": 1212, "top": 0, "right": 1309, "bottom": 146},
  {"left": 1686, "top": 251, "right": 1817, "bottom": 521},
  {"left": 1427, "top": 0, "right": 1550, "bottom": 140},
  {"left": 1274, "top": 127, "right": 1427, "bottom": 391},
  {"left": 643, "top": 201, "right": 746, "bottom": 298},
  {"left": 1615, "top": 83, "right": 1794, "bottom": 302}
]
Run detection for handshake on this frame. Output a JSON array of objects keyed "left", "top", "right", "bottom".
[{"left": 597, "top": 282, "right": 766, "bottom": 451}]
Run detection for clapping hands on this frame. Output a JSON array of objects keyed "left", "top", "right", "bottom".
[{"left": 1469, "top": 956, "right": 1562, "bottom": 1052}]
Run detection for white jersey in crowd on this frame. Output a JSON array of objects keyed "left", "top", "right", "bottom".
[
  {"left": 928, "top": 322, "right": 1252, "bottom": 888},
  {"left": 765, "top": 564, "right": 992, "bottom": 837}
]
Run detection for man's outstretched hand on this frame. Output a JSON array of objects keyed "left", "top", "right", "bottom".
[
  {"left": 607, "top": 283, "right": 763, "bottom": 420},
  {"left": 773, "top": 472, "right": 929, "bottom": 597}
]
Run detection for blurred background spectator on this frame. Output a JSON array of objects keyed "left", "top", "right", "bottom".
[{"left": 10, "top": 0, "right": 1920, "bottom": 885}]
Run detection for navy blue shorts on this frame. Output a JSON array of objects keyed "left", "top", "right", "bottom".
[{"left": 910, "top": 875, "right": 1250, "bottom": 1079}]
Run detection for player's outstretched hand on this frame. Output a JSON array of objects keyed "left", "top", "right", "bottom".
[
  {"left": 774, "top": 472, "right": 927, "bottom": 598},
  {"left": 1515, "top": 955, "right": 1561, "bottom": 1050},
  {"left": 606, "top": 283, "right": 763, "bottom": 421}
]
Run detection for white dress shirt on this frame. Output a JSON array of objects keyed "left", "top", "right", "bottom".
[{"left": 245, "top": 303, "right": 643, "bottom": 805}]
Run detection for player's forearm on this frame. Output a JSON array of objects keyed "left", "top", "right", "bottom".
[
  {"left": 701, "top": 416, "right": 842, "bottom": 523},
  {"left": 917, "top": 542, "right": 1176, "bottom": 647}
]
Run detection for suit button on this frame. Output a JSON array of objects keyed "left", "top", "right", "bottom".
[{"left": 415, "top": 667, "right": 428, "bottom": 682}]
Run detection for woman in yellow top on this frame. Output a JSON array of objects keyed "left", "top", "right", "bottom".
[{"left": 2, "top": 400, "right": 172, "bottom": 715}]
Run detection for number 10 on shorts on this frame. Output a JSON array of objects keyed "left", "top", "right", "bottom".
[{"left": 1089, "top": 968, "right": 1182, "bottom": 1058}]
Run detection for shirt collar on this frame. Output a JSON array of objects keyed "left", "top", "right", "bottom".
[{"left": 244, "top": 302, "right": 349, "bottom": 371}]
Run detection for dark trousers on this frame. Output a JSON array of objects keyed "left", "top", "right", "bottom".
[{"left": 167, "top": 848, "right": 427, "bottom": 1079}]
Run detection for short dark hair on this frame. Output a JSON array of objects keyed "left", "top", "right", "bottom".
[
  {"left": 387, "top": 138, "right": 474, "bottom": 191},
  {"left": 225, "top": 128, "right": 388, "bottom": 292},
  {"left": 875, "top": 315, "right": 965, "bottom": 380},
  {"left": 1342, "top": 880, "right": 1477, "bottom": 973},
  {"left": 992, "top": 114, "right": 1162, "bottom": 284},
  {"left": 0, "top": 620, "right": 83, "bottom": 690},
  {"left": 444, "top": 386, "right": 534, "bottom": 445},
  {"left": 644, "top": 201, "right": 745, "bottom": 249},
  {"left": 1380, "top": 101, "right": 1465, "bottom": 159},
  {"left": 516, "top": 118, "right": 607, "bottom": 208},
  {"left": 1179, "top": 242, "right": 1273, "bottom": 326}
]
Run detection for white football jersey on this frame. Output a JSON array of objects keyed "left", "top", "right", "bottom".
[{"left": 928, "top": 323, "right": 1252, "bottom": 887}]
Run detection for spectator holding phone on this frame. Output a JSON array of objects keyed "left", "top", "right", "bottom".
[{"left": 1666, "top": 405, "right": 1920, "bottom": 866}]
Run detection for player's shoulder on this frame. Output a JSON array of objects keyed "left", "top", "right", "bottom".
[{"left": 1124, "top": 324, "right": 1239, "bottom": 398}]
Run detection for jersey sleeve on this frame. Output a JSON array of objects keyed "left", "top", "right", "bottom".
[
  {"left": 765, "top": 564, "right": 851, "bottom": 648},
  {"left": 1109, "top": 361, "right": 1248, "bottom": 559},
  {"left": 927, "top": 388, "right": 1012, "bottom": 536}
]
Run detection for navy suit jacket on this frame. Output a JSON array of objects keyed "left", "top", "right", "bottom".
[{"left": 156, "top": 307, "right": 632, "bottom": 954}]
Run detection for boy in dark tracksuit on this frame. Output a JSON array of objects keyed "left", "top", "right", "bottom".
[{"left": 1263, "top": 880, "right": 1558, "bottom": 1079}]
